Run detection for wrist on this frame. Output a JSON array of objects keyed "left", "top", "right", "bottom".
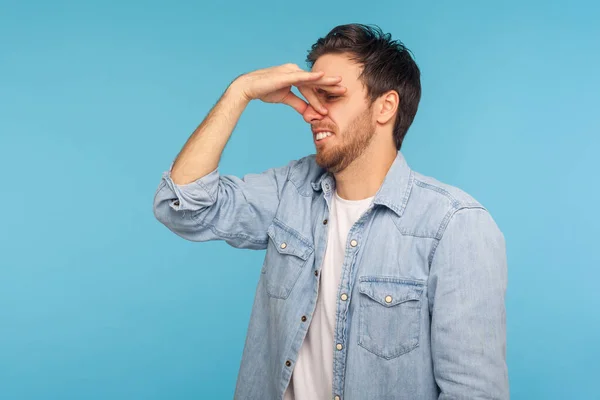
[{"left": 227, "top": 77, "right": 252, "bottom": 104}]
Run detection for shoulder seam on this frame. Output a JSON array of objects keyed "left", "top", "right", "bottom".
[
  {"left": 428, "top": 205, "right": 487, "bottom": 265},
  {"left": 413, "top": 178, "right": 462, "bottom": 208}
]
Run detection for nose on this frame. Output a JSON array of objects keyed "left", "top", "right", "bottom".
[{"left": 302, "top": 104, "right": 325, "bottom": 124}]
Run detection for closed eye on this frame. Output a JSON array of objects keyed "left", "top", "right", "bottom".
[{"left": 315, "top": 88, "right": 341, "bottom": 101}]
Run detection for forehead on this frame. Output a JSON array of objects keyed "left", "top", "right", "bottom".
[{"left": 311, "top": 53, "right": 363, "bottom": 90}]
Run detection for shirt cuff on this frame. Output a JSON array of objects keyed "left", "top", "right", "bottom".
[{"left": 161, "top": 161, "right": 220, "bottom": 211}]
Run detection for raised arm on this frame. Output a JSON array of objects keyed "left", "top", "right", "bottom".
[{"left": 153, "top": 63, "right": 345, "bottom": 248}]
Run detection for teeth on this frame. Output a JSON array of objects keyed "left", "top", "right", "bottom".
[{"left": 315, "top": 131, "right": 333, "bottom": 141}]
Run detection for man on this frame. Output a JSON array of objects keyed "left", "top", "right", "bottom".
[{"left": 153, "top": 23, "right": 508, "bottom": 400}]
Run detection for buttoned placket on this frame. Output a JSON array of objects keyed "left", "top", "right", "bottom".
[
  {"left": 330, "top": 186, "right": 377, "bottom": 400},
  {"left": 323, "top": 177, "right": 350, "bottom": 400},
  {"left": 284, "top": 179, "right": 333, "bottom": 391},
  {"left": 288, "top": 176, "right": 376, "bottom": 400}
]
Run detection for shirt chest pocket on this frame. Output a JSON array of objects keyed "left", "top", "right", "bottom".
[
  {"left": 357, "top": 277, "right": 425, "bottom": 359},
  {"left": 261, "top": 220, "right": 314, "bottom": 299}
]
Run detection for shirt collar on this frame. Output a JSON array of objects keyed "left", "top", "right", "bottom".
[{"left": 310, "top": 151, "right": 414, "bottom": 218}]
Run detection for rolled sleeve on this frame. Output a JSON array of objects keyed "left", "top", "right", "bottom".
[
  {"left": 153, "top": 159, "right": 295, "bottom": 249},
  {"left": 428, "top": 207, "right": 509, "bottom": 400},
  {"left": 161, "top": 161, "right": 219, "bottom": 212}
]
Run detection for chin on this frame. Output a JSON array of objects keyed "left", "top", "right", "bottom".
[{"left": 316, "top": 156, "right": 342, "bottom": 174}]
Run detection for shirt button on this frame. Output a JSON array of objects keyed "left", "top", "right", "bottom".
[
  {"left": 340, "top": 293, "right": 348, "bottom": 301},
  {"left": 173, "top": 200, "right": 180, "bottom": 206},
  {"left": 285, "top": 360, "right": 292, "bottom": 367},
  {"left": 323, "top": 219, "right": 328, "bottom": 225},
  {"left": 385, "top": 295, "right": 393, "bottom": 303},
  {"left": 350, "top": 239, "right": 358, "bottom": 247},
  {"left": 336, "top": 343, "right": 343, "bottom": 350},
  {"left": 280, "top": 242, "right": 287, "bottom": 249},
  {"left": 301, "top": 315, "right": 307, "bottom": 322},
  {"left": 314, "top": 270, "right": 319, "bottom": 276}
]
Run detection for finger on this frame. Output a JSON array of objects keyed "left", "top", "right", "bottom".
[
  {"left": 298, "top": 85, "right": 327, "bottom": 115},
  {"left": 283, "top": 70, "right": 325, "bottom": 85},
  {"left": 280, "top": 91, "right": 309, "bottom": 115},
  {"left": 326, "top": 85, "right": 348, "bottom": 94},
  {"left": 299, "top": 84, "right": 347, "bottom": 94},
  {"left": 302, "top": 75, "right": 343, "bottom": 86}
]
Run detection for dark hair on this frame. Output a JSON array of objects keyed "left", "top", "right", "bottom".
[{"left": 306, "top": 24, "right": 421, "bottom": 150}]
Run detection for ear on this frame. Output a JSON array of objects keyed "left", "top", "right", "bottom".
[{"left": 375, "top": 90, "right": 399, "bottom": 125}]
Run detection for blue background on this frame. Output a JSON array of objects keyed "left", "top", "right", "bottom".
[{"left": 1, "top": 0, "right": 598, "bottom": 399}]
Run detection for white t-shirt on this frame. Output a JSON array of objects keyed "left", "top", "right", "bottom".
[{"left": 284, "top": 189, "right": 375, "bottom": 400}]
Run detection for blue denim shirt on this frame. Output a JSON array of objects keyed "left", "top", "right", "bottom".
[{"left": 153, "top": 151, "right": 509, "bottom": 400}]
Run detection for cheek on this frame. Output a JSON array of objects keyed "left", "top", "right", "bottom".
[
  {"left": 328, "top": 108, "right": 356, "bottom": 133},
  {"left": 324, "top": 106, "right": 344, "bottom": 128}
]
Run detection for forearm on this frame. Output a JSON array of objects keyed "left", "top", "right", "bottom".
[{"left": 170, "top": 82, "right": 250, "bottom": 185}]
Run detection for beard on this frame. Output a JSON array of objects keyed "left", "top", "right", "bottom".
[{"left": 315, "top": 107, "right": 376, "bottom": 174}]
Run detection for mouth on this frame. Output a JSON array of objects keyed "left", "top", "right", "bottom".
[{"left": 313, "top": 131, "right": 335, "bottom": 144}]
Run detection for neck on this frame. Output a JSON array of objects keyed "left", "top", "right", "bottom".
[{"left": 333, "top": 143, "right": 397, "bottom": 201}]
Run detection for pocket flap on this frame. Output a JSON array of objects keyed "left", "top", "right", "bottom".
[
  {"left": 358, "top": 277, "right": 424, "bottom": 307},
  {"left": 267, "top": 220, "right": 314, "bottom": 260}
]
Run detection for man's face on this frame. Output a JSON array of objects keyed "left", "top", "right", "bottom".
[{"left": 305, "top": 53, "right": 376, "bottom": 174}]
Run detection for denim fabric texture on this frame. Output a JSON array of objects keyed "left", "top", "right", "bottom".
[{"left": 153, "top": 151, "right": 509, "bottom": 400}]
